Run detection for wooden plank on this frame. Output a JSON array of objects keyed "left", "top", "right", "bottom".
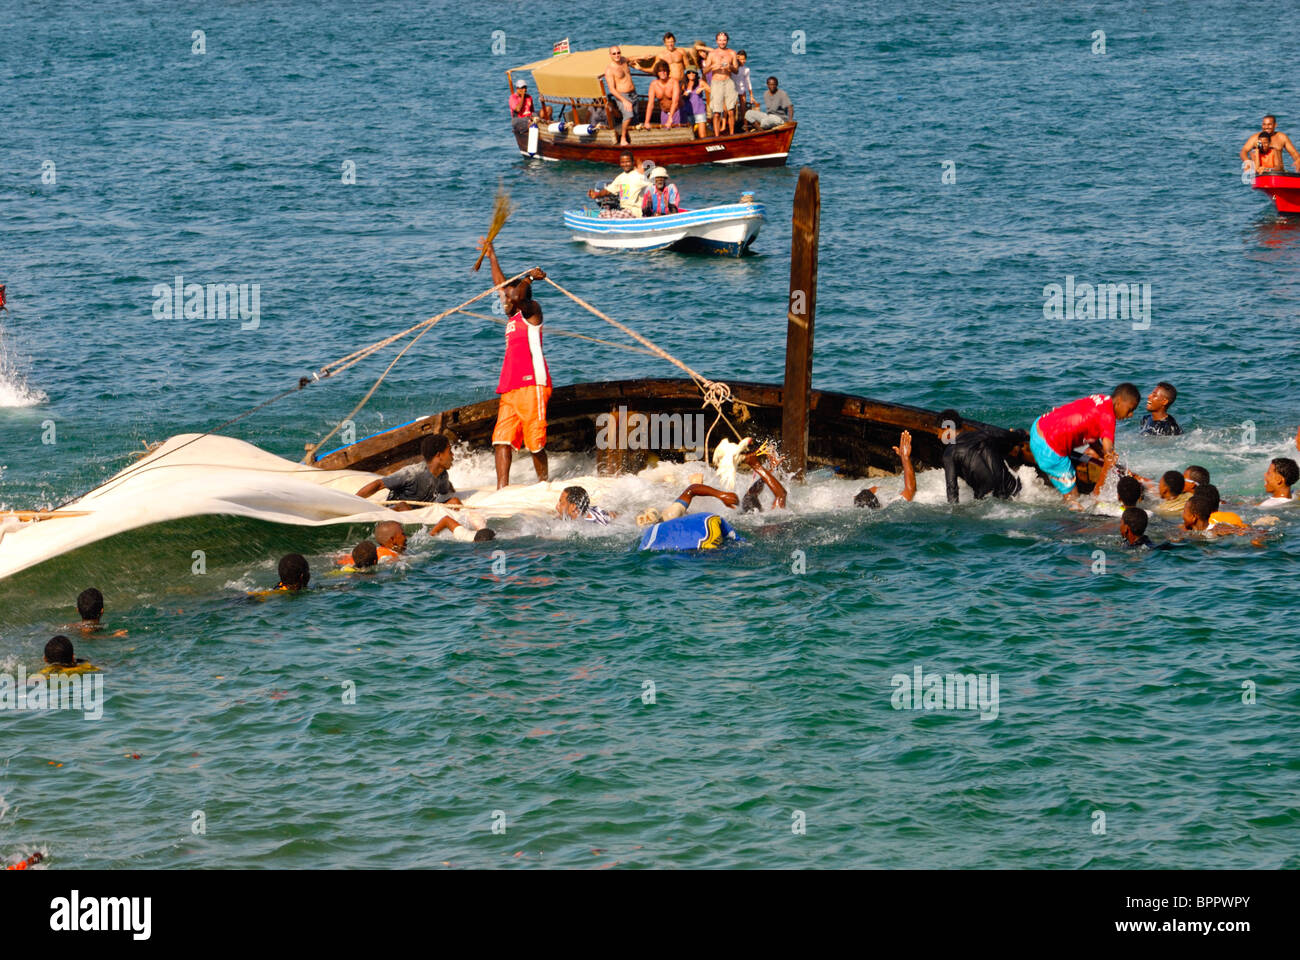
[{"left": 782, "top": 168, "right": 820, "bottom": 481}]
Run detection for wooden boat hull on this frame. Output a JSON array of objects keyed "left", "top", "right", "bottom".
[
  {"left": 514, "top": 121, "right": 795, "bottom": 167},
  {"left": 1253, "top": 173, "right": 1300, "bottom": 214},
  {"left": 310, "top": 378, "right": 1014, "bottom": 479},
  {"left": 564, "top": 203, "right": 764, "bottom": 256}
]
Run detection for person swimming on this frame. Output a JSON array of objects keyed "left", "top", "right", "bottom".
[
  {"left": 427, "top": 516, "right": 496, "bottom": 542},
  {"left": 739, "top": 446, "right": 788, "bottom": 513},
  {"left": 38, "top": 635, "right": 98, "bottom": 675},
  {"left": 1117, "top": 475, "right": 1145, "bottom": 511},
  {"left": 940, "top": 412, "right": 1029, "bottom": 503},
  {"left": 1156, "top": 470, "right": 1194, "bottom": 516},
  {"left": 1183, "top": 464, "right": 1210, "bottom": 492},
  {"left": 1182, "top": 486, "right": 1247, "bottom": 535},
  {"left": 1259, "top": 457, "right": 1298, "bottom": 508},
  {"left": 336, "top": 539, "right": 380, "bottom": 571},
  {"left": 1120, "top": 507, "right": 1168, "bottom": 549},
  {"left": 637, "top": 511, "right": 740, "bottom": 551},
  {"left": 373, "top": 521, "right": 408, "bottom": 560},
  {"left": 275, "top": 553, "right": 311, "bottom": 591},
  {"left": 557, "top": 486, "right": 614, "bottom": 524},
  {"left": 854, "top": 431, "right": 917, "bottom": 508},
  {"left": 71, "top": 587, "right": 127, "bottom": 637},
  {"left": 637, "top": 478, "right": 738, "bottom": 527}
]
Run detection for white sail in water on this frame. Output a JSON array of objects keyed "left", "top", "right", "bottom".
[{"left": 0, "top": 433, "right": 629, "bottom": 582}]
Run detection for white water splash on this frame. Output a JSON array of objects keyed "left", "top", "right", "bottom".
[{"left": 0, "top": 322, "right": 47, "bottom": 407}]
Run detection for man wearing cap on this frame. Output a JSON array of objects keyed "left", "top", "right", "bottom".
[
  {"left": 509, "top": 79, "right": 533, "bottom": 118},
  {"left": 641, "top": 167, "right": 681, "bottom": 216}
]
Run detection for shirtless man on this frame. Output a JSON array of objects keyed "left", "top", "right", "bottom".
[
  {"left": 634, "top": 32, "right": 686, "bottom": 86},
  {"left": 703, "top": 31, "right": 740, "bottom": 136},
  {"left": 1240, "top": 115, "right": 1300, "bottom": 174},
  {"left": 604, "top": 46, "right": 637, "bottom": 146},
  {"left": 642, "top": 62, "right": 680, "bottom": 129}
]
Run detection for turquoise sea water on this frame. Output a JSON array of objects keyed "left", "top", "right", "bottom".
[{"left": 1, "top": 0, "right": 1299, "bottom": 868}]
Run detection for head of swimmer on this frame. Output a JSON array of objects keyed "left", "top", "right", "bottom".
[
  {"left": 556, "top": 485, "right": 590, "bottom": 519},
  {"left": 1159, "top": 470, "right": 1185, "bottom": 500},
  {"left": 44, "top": 634, "right": 76, "bottom": 667},
  {"left": 1146, "top": 381, "right": 1176, "bottom": 415},
  {"left": 1112, "top": 383, "right": 1140, "bottom": 420},
  {"left": 1182, "top": 493, "right": 1213, "bottom": 531},
  {"left": 1120, "top": 506, "right": 1148, "bottom": 544},
  {"left": 352, "top": 540, "right": 379, "bottom": 569},
  {"left": 374, "top": 521, "right": 407, "bottom": 554},
  {"left": 854, "top": 486, "right": 882, "bottom": 510},
  {"left": 277, "top": 553, "right": 311, "bottom": 591},
  {"left": 421, "top": 434, "right": 453, "bottom": 474},
  {"left": 1266, "top": 457, "right": 1298, "bottom": 497},
  {"left": 77, "top": 587, "right": 104, "bottom": 624}
]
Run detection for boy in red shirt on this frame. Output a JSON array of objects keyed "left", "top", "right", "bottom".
[{"left": 1028, "top": 384, "right": 1140, "bottom": 504}]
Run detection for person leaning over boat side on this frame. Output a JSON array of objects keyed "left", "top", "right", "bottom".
[
  {"left": 939, "top": 411, "right": 1030, "bottom": 504},
  {"left": 1138, "top": 381, "right": 1182, "bottom": 436},
  {"left": 641, "top": 167, "right": 680, "bottom": 216},
  {"left": 744, "top": 76, "right": 793, "bottom": 130},
  {"left": 854, "top": 431, "right": 917, "bottom": 508},
  {"left": 1028, "top": 385, "right": 1140, "bottom": 507},
  {"left": 354, "top": 434, "right": 460, "bottom": 510},
  {"left": 703, "top": 32, "right": 740, "bottom": 137},
  {"left": 1241, "top": 115, "right": 1299, "bottom": 174},
  {"left": 604, "top": 46, "right": 638, "bottom": 147},
  {"left": 479, "top": 240, "right": 551, "bottom": 489},
  {"left": 641, "top": 62, "right": 681, "bottom": 129},
  {"left": 588, "top": 151, "right": 650, "bottom": 218}
]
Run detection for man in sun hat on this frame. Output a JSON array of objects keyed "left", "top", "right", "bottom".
[{"left": 641, "top": 166, "right": 681, "bottom": 216}]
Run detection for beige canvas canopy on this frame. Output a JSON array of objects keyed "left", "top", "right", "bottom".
[{"left": 508, "top": 45, "right": 667, "bottom": 100}]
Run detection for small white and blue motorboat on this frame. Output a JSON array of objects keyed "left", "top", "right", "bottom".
[{"left": 564, "top": 198, "right": 765, "bottom": 256}]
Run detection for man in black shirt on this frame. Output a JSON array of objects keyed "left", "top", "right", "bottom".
[
  {"left": 1139, "top": 381, "right": 1182, "bottom": 436},
  {"left": 354, "top": 435, "right": 460, "bottom": 511},
  {"left": 940, "top": 411, "right": 1030, "bottom": 504}
]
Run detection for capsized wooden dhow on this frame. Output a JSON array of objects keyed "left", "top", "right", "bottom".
[{"left": 309, "top": 169, "right": 1019, "bottom": 480}]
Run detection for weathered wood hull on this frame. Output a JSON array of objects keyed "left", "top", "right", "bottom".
[
  {"left": 310, "top": 378, "right": 1013, "bottom": 480},
  {"left": 515, "top": 122, "right": 796, "bottom": 167}
]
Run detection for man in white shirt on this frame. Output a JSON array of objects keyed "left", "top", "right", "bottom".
[
  {"left": 1259, "top": 457, "right": 1297, "bottom": 508},
  {"left": 587, "top": 151, "right": 650, "bottom": 218}
]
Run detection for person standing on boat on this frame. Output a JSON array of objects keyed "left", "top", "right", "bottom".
[
  {"left": 702, "top": 32, "right": 740, "bottom": 137},
  {"left": 588, "top": 151, "right": 650, "bottom": 218},
  {"left": 641, "top": 167, "right": 680, "bottom": 216},
  {"left": 682, "top": 70, "right": 710, "bottom": 139},
  {"left": 603, "top": 46, "right": 638, "bottom": 147},
  {"left": 1241, "top": 115, "right": 1300, "bottom": 174},
  {"left": 1028, "top": 385, "right": 1140, "bottom": 505},
  {"left": 479, "top": 240, "right": 551, "bottom": 489},
  {"left": 641, "top": 62, "right": 681, "bottom": 129},
  {"left": 633, "top": 33, "right": 687, "bottom": 87}
]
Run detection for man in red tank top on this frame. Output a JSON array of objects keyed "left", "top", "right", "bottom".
[{"left": 480, "top": 239, "right": 551, "bottom": 488}]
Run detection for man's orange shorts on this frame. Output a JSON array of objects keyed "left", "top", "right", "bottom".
[{"left": 493, "top": 385, "right": 552, "bottom": 453}]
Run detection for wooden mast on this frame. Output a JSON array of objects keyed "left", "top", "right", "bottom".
[{"left": 781, "top": 168, "right": 820, "bottom": 481}]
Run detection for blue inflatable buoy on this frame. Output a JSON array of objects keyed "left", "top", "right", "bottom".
[{"left": 638, "top": 513, "right": 740, "bottom": 551}]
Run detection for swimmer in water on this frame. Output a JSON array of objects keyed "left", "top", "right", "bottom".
[
  {"left": 1120, "top": 507, "right": 1168, "bottom": 549},
  {"left": 71, "top": 587, "right": 127, "bottom": 638},
  {"left": 1117, "top": 475, "right": 1145, "bottom": 511},
  {"left": 557, "top": 486, "right": 615, "bottom": 524},
  {"left": 39, "top": 635, "right": 98, "bottom": 675},
  {"left": 1138, "top": 382, "right": 1182, "bottom": 436},
  {"left": 1183, "top": 465, "right": 1210, "bottom": 493},
  {"left": 739, "top": 446, "right": 788, "bottom": 513},
  {"left": 427, "top": 516, "right": 496, "bottom": 542},
  {"left": 1155, "top": 470, "right": 1194, "bottom": 516},
  {"left": 373, "top": 521, "right": 407, "bottom": 561},
  {"left": 638, "top": 477, "right": 739, "bottom": 527},
  {"left": 1028, "top": 384, "right": 1140, "bottom": 506},
  {"left": 1183, "top": 486, "right": 1248, "bottom": 536},
  {"left": 854, "top": 431, "right": 917, "bottom": 508},
  {"left": 275, "top": 553, "right": 311, "bottom": 591},
  {"left": 336, "top": 539, "right": 379, "bottom": 571},
  {"left": 1259, "top": 457, "right": 1298, "bottom": 508}
]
